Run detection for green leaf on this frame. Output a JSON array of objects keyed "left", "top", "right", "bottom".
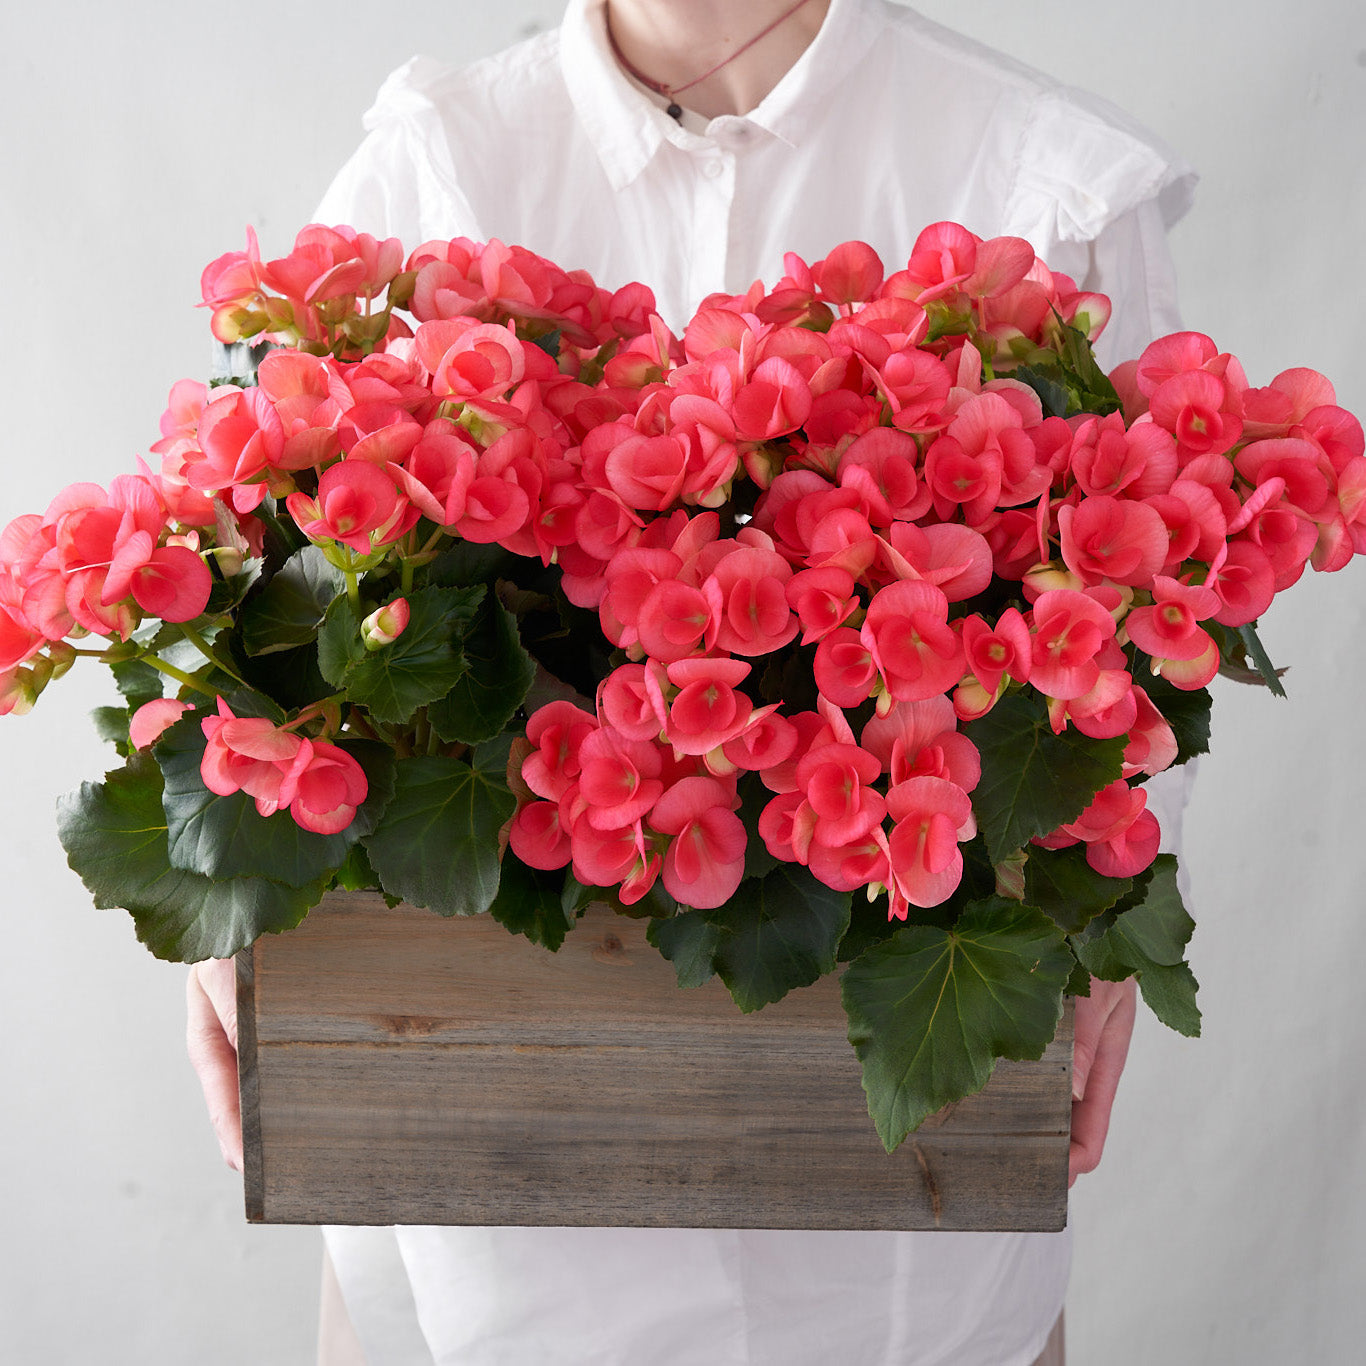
[
  {"left": 317, "top": 585, "right": 484, "bottom": 725},
  {"left": 426, "top": 542, "right": 518, "bottom": 590},
  {"left": 427, "top": 594, "right": 536, "bottom": 745},
  {"left": 239, "top": 546, "right": 345, "bottom": 656},
  {"left": 1072, "top": 854, "right": 1200, "bottom": 1037},
  {"left": 1237, "top": 621, "right": 1288, "bottom": 698},
  {"left": 1024, "top": 843, "right": 1132, "bottom": 935},
  {"left": 110, "top": 657, "right": 164, "bottom": 709},
  {"left": 648, "top": 914, "right": 723, "bottom": 989},
  {"left": 1013, "top": 364, "right": 1072, "bottom": 420},
  {"left": 362, "top": 754, "right": 516, "bottom": 915},
  {"left": 91, "top": 705, "right": 132, "bottom": 752},
  {"left": 155, "top": 711, "right": 357, "bottom": 887},
  {"left": 1055, "top": 317, "right": 1122, "bottom": 413},
  {"left": 1065, "top": 958, "right": 1093, "bottom": 997},
  {"left": 836, "top": 889, "right": 900, "bottom": 963},
  {"left": 1132, "top": 962, "right": 1201, "bottom": 1038},
  {"left": 487, "top": 851, "right": 578, "bottom": 951},
  {"left": 841, "top": 899, "right": 1073, "bottom": 1152},
  {"left": 738, "top": 772, "right": 781, "bottom": 882},
  {"left": 647, "top": 864, "right": 851, "bottom": 1012},
  {"left": 1138, "top": 672, "right": 1212, "bottom": 764},
  {"left": 964, "top": 692, "right": 1127, "bottom": 865},
  {"left": 56, "top": 754, "right": 324, "bottom": 962}
]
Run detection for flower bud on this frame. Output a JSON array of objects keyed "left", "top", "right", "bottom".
[
  {"left": 0, "top": 666, "right": 38, "bottom": 717},
  {"left": 46, "top": 641, "right": 78, "bottom": 680},
  {"left": 361, "top": 598, "right": 411, "bottom": 650}
]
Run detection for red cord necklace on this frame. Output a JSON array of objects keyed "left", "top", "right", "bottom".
[{"left": 606, "top": 0, "right": 815, "bottom": 121}]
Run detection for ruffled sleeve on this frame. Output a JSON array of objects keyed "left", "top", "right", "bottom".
[
  {"left": 1005, "top": 87, "right": 1197, "bottom": 248},
  {"left": 313, "top": 57, "right": 484, "bottom": 245},
  {"left": 1003, "top": 87, "right": 1198, "bottom": 369}
]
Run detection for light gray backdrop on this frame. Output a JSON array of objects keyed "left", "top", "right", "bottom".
[{"left": 1, "top": 2, "right": 1362, "bottom": 1362}]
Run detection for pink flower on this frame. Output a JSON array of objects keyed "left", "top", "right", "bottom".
[
  {"left": 1027, "top": 589, "right": 1118, "bottom": 700},
  {"left": 102, "top": 535, "right": 212, "bottom": 624},
  {"left": 1123, "top": 576, "right": 1221, "bottom": 690},
  {"left": 663, "top": 657, "right": 755, "bottom": 756},
  {"left": 813, "top": 627, "right": 879, "bottom": 708},
  {"left": 650, "top": 775, "right": 746, "bottom": 908},
  {"left": 576, "top": 727, "right": 664, "bottom": 830},
  {"left": 285, "top": 459, "right": 412, "bottom": 555},
  {"left": 361, "top": 598, "right": 411, "bottom": 650},
  {"left": 732, "top": 356, "right": 813, "bottom": 441},
  {"left": 812, "top": 240, "right": 885, "bottom": 305},
  {"left": 509, "top": 799, "right": 575, "bottom": 870},
  {"left": 289, "top": 741, "right": 369, "bottom": 835},
  {"left": 416, "top": 318, "right": 527, "bottom": 401},
  {"left": 187, "top": 386, "right": 286, "bottom": 511},
  {"left": 1040, "top": 780, "right": 1161, "bottom": 880},
  {"left": 521, "top": 701, "right": 598, "bottom": 801},
  {"left": 706, "top": 544, "right": 796, "bottom": 657},
  {"left": 128, "top": 699, "right": 192, "bottom": 750},
  {"left": 860, "top": 579, "right": 965, "bottom": 703},
  {"left": 1058, "top": 495, "right": 1169, "bottom": 588},
  {"left": 885, "top": 776, "right": 975, "bottom": 913},
  {"left": 200, "top": 699, "right": 312, "bottom": 817},
  {"left": 794, "top": 741, "right": 885, "bottom": 846}
]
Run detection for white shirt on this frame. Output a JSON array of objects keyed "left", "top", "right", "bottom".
[{"left": 316, "top": 3, "right": 1197, "bottom": 1363}]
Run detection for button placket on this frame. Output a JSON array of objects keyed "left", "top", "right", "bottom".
[{"left": 689, "top": 148, "right": 737, "bottom": 310}]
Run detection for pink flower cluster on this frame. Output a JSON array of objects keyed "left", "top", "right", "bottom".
[
  {"left": 0, "top": 466, "right": 221, "bottom": 714},
  {"left": 10, "top": 219, "right": 1361, "bottom": 892},
  {"left": 194, "top": 698, "right": 368, "bottom": 835}
]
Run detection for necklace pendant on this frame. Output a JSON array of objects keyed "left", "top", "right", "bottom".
[{"left": 667, "top": 101, "right": 683, "bottom": 122}]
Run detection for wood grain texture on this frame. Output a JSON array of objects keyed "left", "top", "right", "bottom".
[{"left": 240, "top": 892, "right": 1072, "bottom": 1230}]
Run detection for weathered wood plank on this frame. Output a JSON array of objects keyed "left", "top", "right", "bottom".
[{"left": 240, "top": 893, "right": 1073, "bottom": 1230}]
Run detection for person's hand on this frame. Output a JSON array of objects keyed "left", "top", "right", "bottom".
[
  {"left": 1068, "top": 976, "right": 1137, "bottom": 1186},
  {"left": 186, "top": 957, "right": 243, "bottom": 1172}
]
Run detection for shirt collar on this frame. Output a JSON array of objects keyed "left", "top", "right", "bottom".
[{"left": 559, "top": 0, "right": 883, "bottom": 189}]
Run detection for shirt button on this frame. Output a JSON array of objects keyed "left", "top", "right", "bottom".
[{"left": 702, "top": 158, "right": 723, "bottom": 179}]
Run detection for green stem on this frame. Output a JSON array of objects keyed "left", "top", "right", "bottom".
[
  {"left": 344, "top": 570, "right": 363, "bottom": 617},
  {"left": 400, "top": 558, "right": 415, "bottom": 595},
  {"left": 141, "top": 654, "right": 218, "bottom": 699},
  {"left": 178, "top": 622, "right": 247, "bottom": 685}
]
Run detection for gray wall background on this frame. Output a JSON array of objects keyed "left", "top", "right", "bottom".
[{"left": 1, "top": 2, "right": 1362, "bottom": 1361}]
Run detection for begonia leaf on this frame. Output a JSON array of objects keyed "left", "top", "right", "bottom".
[
  {"left": 240, "top": 545, "right": 345, "bottom": 656},
  {"left": 56, "top": 753, "right": 324, "bottom": 963},
  {"left": 110, "top": 657, "right": 164, "bottom": 709},
  {"left": 1138, "top": 672, "right": 1212, "bottom": 764},
  {"left": 1013, "top": 364, "right": 1072, "bottom": 420},
  {"left": 648, "top": 914, "right": 723, "bottom": 989},
  {"left": 647, "top": 864, "right": 851, "bottom": 1012},
  {"left": 1072, "top": 855, "right": 1200, "bottom": 1037},
  {"left": 317, "top": 584, "right": 484, "bottom": 725},
  {"left": 426, "top": 542, "right": 519, "bottom": 590},
  {"left": 362, "top": 754, "right": 515, "bottom": 916},
  {"left": 487, "top": 850, "right": 579, "bottom": 951},
  {"left": 1236, "top": 622, "right": 1288, "bottom": 698},
  {"left": 737, "top": 773, "right": 781, "bottom": 882},
  {"left": 91, "top": 705, "right": 133, "bottom": 753},
  {"left": 428, "top": 594, "right": 536, "bottom": 745},
  {"left": 964, "top": 692, "right": 1127, "bottom": 865},
  {"left": 155, "top": 710, "right": 364, "bottom": 887},
  {"left": 841, "top": 899, "right": 1073, "bottom": 1152},
  {"left": 1024, "top": 843, "right": 1133, "bottom": 935}
]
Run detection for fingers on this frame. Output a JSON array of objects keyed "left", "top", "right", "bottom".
[
  {"left": 186, "top": 960, "right": 244, "bottom": 1172},
  {"left": 1068, "top": 978, "right": 1137, "bottom": 1186}
]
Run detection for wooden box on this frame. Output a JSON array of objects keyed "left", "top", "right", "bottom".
[{"left": 237, "top": 891, "right": 1072, "bottom": 1230}]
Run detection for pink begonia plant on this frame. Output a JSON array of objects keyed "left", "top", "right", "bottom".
[{"left": 6, "top": 215, "right": 1365, "bottom": 941}]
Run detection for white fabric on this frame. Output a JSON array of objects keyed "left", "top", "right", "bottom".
[{"left": 317, "top": 2, "right": 1198, "bottom": 1362}]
